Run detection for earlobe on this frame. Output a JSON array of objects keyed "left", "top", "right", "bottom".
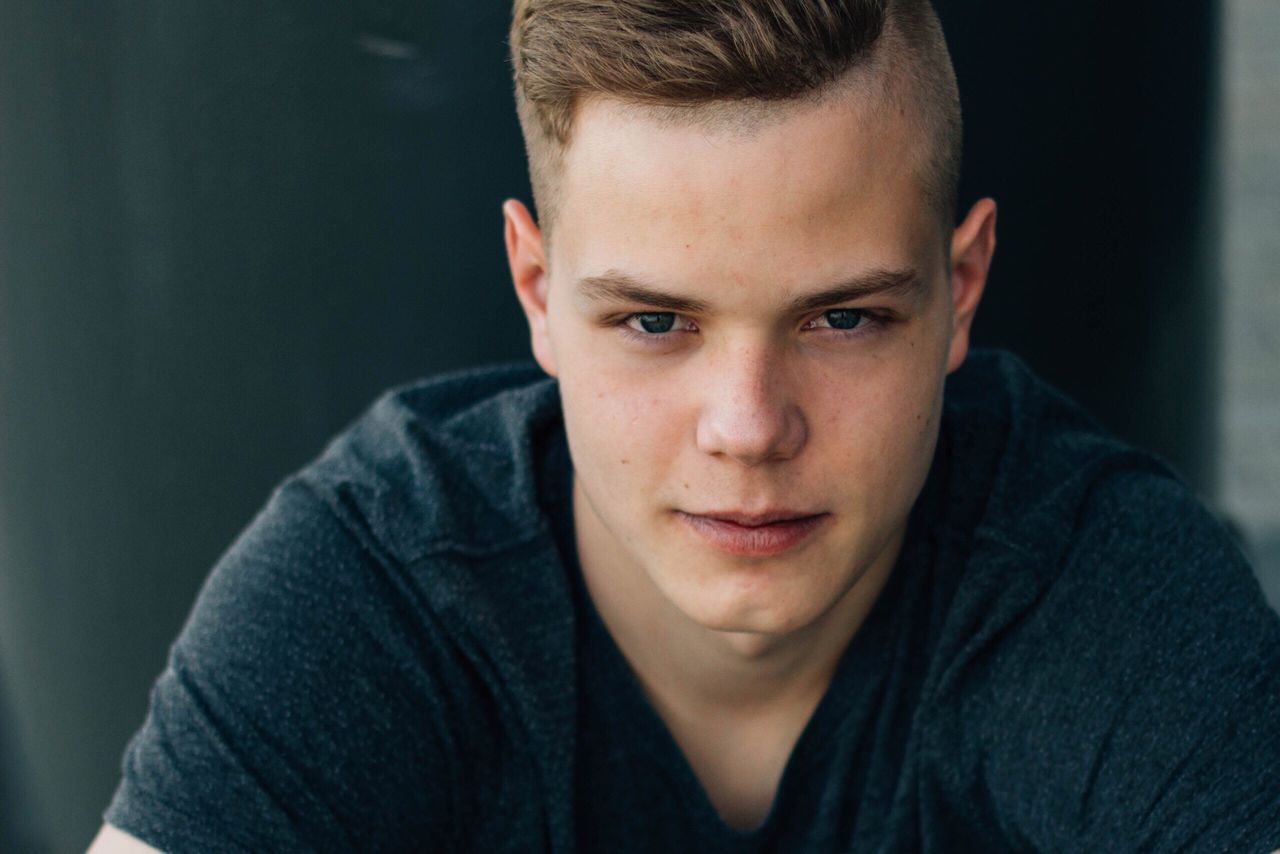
[
  {"left": 945, "top": 198, "right": 998, "bottom": 374},
  {"left": 502, "top": 199, "right": 558, "bottom": 377}
]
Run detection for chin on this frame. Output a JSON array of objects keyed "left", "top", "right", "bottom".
[{"left": 670, "top": 576, "right": 828, "bottom": 638}]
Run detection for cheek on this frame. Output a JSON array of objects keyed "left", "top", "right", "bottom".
[
  {"left": 811, "top": 354, "right": 943, "bottom": 492},
  {"left": 549, "top": 313, "right": 699, "bottom": 501},
  {"left": 559, "top": 370, "right": 687, "bottom": 496}
]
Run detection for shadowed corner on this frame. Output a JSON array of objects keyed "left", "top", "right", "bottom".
[
  {"left": 1218, "top": 512, "right": 1280, "bottom": 615},
  {"left": 1255, "top": 531, "right": 1280, "bottom": 614},
  {"left": 0, "top": 660, "right": 49, "bottom": 854}
]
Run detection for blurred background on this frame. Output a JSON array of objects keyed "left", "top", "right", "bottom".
[{"left": 0, "top": 0, "right": 1276, "bottom": 850}]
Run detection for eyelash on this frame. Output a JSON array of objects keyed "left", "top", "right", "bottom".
[{"left": 612, "top": 309, "right": 891, "bottom": 346}]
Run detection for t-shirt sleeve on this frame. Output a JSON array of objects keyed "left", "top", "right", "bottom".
[
  {"left": 980, "top": 470, "right": 1280, "bottom": 853},
  {"left": 104, "top": 478, "right": 464, "bottom": 853}
]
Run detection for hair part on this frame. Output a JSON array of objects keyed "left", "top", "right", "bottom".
[{"left": 510, "top": 0, "right": 962, "bottom": 243}]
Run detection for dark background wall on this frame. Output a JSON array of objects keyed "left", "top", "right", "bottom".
[{"left": 0, "top": 1, "right": 1221, "bottom": 850}]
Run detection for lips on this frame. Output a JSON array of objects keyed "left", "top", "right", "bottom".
[{"left": 675, "top": 510, "right": 828, "bottom": 557}]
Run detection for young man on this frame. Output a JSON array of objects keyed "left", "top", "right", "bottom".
[{"left": 92, "top": 0, "right": 1280, "bottom": 851}]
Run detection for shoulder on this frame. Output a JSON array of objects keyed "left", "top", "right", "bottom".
[
  {"left": 106, "top": 362, "right": 576, "bottom": 851},
  {"left": 972, "top": 467, "right": 1280, "bottom": 850},
  {"left": 925, "top": 351, "right": 1280, "bottom": 850},
  {"left": 170, "top": 359, "right": 570, "bottom": 685},
  {"left": 940, "top": 349, "right": 1267, "bottom": 613},
  {"left": 941, "top": 349, "right": 1177, "bottom": 558},
  {"left": 295, "top": 360, "right": 562, "bottom": 564},
  {"left": 933, "top": 348, "right": 1275, "bottom": 687}
]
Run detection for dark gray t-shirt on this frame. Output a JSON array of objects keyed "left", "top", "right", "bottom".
[{"left": 105, "top": 350, "right": 1280, "bottom": 852}]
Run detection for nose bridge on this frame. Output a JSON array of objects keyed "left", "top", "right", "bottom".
[{"left": 696, "top": 333, "right": 806, "bottom": 464}]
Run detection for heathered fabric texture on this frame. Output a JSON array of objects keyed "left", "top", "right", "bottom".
[{"left": 105, "top": 350, "right": 1280, "bottom": 852}]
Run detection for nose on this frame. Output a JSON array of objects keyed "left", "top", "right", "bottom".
[{"left": 695, "top": 341, "right": 807, "bottom": 466}]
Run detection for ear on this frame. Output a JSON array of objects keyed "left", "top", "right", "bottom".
[
  {"left": 945, "top": 197, "right": 998, "bottom": 374},
  {"left": 503, "top": 199, "right": 558, "bottom": 377}
]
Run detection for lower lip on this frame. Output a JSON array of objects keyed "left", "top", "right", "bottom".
[{"left": 676, "top": 512, "right": 827, "bottom": 557}]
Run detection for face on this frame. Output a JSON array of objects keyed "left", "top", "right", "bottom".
[{"left": 506, "top": 86, "right": 996, "bottom": 638}]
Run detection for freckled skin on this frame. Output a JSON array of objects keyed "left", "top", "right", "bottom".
[{"left": 507, "top": 89, "right": 995, "bottom": 651}]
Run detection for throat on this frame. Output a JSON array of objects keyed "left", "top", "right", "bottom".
[{"left": 648, "top": 685, "right": 823, "bottom": 832}]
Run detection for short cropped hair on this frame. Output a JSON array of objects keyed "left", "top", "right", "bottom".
[{"left": 509, "top": 0, "right": 963, "bottom": 241}]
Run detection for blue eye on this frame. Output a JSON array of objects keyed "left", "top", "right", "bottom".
[
  {"left": 824, "top": 309, "right": 865, "bottom": 330},
  {"left": 633, "top": 313, "right": 676, "bottom": 334}
]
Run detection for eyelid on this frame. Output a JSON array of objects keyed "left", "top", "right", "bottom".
[
  {"left": 618, "top": 311, "right": 698, "bottom": 340},
  {"left": 809, "top": 307, "right": 847, "bottom": 326},
  {"left": 804, "top": 306, "right": 885, "bottom": 329}
]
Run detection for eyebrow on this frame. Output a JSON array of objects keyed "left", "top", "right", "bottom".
[
  {"left": 575, "top": 267, "right": 926, "bottom": 315},
  {"left": 576, "top": 272, "right": 712, "bottom": 314},
  {"left": 786, "top": 267, "right": 926, "bottom": 315}
]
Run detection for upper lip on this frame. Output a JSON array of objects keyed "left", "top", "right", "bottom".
[{"left": 686, "top": 509, "right": 824, "bottom": 527}]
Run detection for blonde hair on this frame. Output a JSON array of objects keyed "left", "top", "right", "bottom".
[{"left": 509, "top": 0, "right": 962, "bottom": 237}]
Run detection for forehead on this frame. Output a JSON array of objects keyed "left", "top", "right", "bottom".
[{"left": 551, "top": 86, "right": 938, "bottom": 291}]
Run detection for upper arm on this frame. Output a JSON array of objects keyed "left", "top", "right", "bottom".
[
  {"left": 981, "top": 470, "right": 1280, "bottom": 851},
  {"left": 103, "top": 479, "right": 465, "bottom": 852}
]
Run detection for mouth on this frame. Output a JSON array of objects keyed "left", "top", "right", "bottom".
[{"left": 674, "top": 510, "right": 829, "bottom": 557}]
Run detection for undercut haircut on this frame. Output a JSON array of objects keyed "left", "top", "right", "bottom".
[{"left": 509, "top": 0, "right": 962, "bottom": 243}]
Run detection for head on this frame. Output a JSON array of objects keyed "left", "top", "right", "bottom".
[{"left": 504, "top": 0, "right": 997, "bottom": 638}]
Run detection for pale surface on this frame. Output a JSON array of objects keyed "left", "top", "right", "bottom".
[
  {"left": 86, "top": 823, "right": 163, "bottom": 854},
  {"left": 1221, "top": 0, "right": 1280, "bottom": 606}
]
